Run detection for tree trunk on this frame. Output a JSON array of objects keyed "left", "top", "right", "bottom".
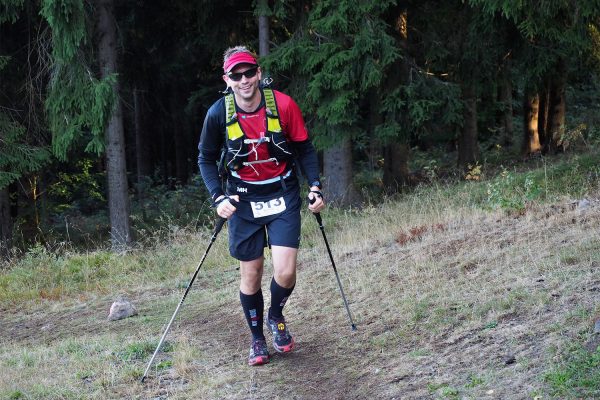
[
  {"left": 457, "top": 83, "right": 479, "bottom": 168},
  {"left": 383, "top": 142, "right": 410, "bottom": 191},
  {"left": 368, "top": 90, "right": 382, "bottom": 171},
  {"left": 546, "top": 59, "right": 567, "bottom": 154},
  {"left": 97, "top": 0, "right": 132, "bottom": 248},
  {"left": 0, "top": 187, "right": 11, "bottom": 258},
  {"left": 134, "top": 87, "right": 150, "bottom": 220},
  {"left": 323, "top": 137, "right": 358, "bottom": 206},
  {"left": 134, "top": 87, "right": 152, "bottom": 179},
  {"left": 382, "top": 7, "right": 410, "bottom": 190},
  {"left": 498, "top": 65, "right": 513, "bottom": 147},
  {"left": 170, "top": 89, "right": 188, "bottom": 185},
  {"left": 161, "top": 120, "right": 172, "bottom": 187},
  {"left": 538, "top": 79, "right": 551, "bottom": 150},
  {"left": 523, "top": 92, "right": 542, "bottom": 155},
  {"left": 257, "top": 0, "right": 270, "bottom": 57}
]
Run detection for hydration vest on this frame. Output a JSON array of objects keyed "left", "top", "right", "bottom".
[{"left": 222, "top": 88, "right": 293, "bottom": 176}]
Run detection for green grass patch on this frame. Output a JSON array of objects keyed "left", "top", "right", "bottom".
[
  {"left": 545, "top": 346, "right": 600, "bottom": 397},
  {"left": 117, "top": 340, "right": 172, "bottom": 361},
  {"left": 408, "top": 348, "right": 431, "bottom": 357},
  {"left": 465, "top": 374, "right": 485, "bottom": 388},
  {"left": 8, "top": 390, "right": 24, "bottom": 400},
  {"left": 427, "top": 382, "right": 460, "bottom": 399},
  {"left": 482, "top": 320, "right": 498, "bottom": 330}
]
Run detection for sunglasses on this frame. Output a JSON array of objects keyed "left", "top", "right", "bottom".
[{"left": 227, "top": 67, "right": 258, "bottom": 82}]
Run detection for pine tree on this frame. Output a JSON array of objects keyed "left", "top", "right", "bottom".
[
  {"left": 264, "top": 0, "right": 399, "bottom": 202},
  {"left": 96, "top": 0, "right": 131, "bottom": 247},
  {"left": 41, "top": 0, "right": 131, "bottom": 247},
  {"left": 1, "top": 2, "right": 50, "bottom": 255},
  {"left": 470, "top": 0, "right": 600, "bottom": 153},
  {"left": 41, "top": 0, "right": 115, "bottom": 160}
]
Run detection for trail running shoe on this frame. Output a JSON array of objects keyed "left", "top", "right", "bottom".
[
  {"left": 248, "top": 338, "right": 270, "bottom": 366},
  {"left": 267, "top": 315, "right": 295, "bottom": 353}
]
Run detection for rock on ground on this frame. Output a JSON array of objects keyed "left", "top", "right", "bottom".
[{"left": 107, "top": 296, "right": 138, "bottom": 321}]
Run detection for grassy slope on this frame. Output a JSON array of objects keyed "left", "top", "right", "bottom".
[{"left": 0, "top": 152, "right": 599, "bottom": 399}]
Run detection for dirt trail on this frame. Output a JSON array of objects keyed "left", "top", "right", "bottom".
[{"left": 1, "top": 199, "right": 599, "bottom": 399}]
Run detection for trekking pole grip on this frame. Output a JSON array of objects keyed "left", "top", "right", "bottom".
[
  {"left": 213, "top": 197, "right": 238, "bottom": 236},
  {"left": 308, "top": 195, "right": 323, "bottom": 225}
]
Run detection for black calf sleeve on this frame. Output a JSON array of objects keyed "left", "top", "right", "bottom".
[
  {"left": 269, "top": 277, "right": 295, "bottom": 320},
  {"left": 240, "top": 289, "right": 265, "bottom": 340}
]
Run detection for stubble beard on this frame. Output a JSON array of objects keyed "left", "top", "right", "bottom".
[{"left": 235, "top": 81, "right": 260, "bottom": 103}]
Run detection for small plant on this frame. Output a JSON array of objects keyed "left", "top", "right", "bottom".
[
  {"left": 465, "top": 163, "right": 482, "bottom": 181},
  {"left": 156, "top": 360, "right": 173, "bottom": 370},
  {"left": 423, "top": 159, "right": 440, "bottom": 181},
  {"left": 118, "top": 341, "right": 170, "bottom": 361},
  {"left": 486, "top": 169, "right": 542, "bottom": 212},
  {"left": 465, "top": 374, "right": 485, "bottom": 388},
  {"left": 440, "top": 386, "right": 459, "bottom": 398},
  {"left": 8, "top": 391, "right": 24, "bottom": 400},
  {"left": 427, "top": 382, "right": 459, "bottom": 399},
  {"left": 558, "top": 123, "right": 588, "bottom": 150},
  {"left": 483, "top": 320, "right": 498, "bottom": 330}
]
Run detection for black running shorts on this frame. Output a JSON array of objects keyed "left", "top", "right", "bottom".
[{"left": 227, "top": 183, "right": 301, "bottom": 261}]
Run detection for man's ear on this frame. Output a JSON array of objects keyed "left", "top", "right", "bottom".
[{"left": 222, "top": 74, "right": 229, "bottom": 85}]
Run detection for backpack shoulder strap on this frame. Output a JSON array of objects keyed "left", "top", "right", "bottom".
[
  {"left": 263, "top": 88, "right": 279, "bottom": 118},
  {"left": 224, "top": 93, "right": 236, "bottom": 123}
]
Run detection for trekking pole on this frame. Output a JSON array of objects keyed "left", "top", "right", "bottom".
[
  {"left": 309, "top": 196, "right": 357, "bottom": 331},
  {"left": 141, "top": 212, "right": 229, "bottom": 383}
]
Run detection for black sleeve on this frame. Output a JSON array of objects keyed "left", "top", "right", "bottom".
[
  {"left": 293, "top": 139, "right": 320, "bottom": 185},
  {"left": 198, "top": 98, "right": 226, "bottom": 200}
]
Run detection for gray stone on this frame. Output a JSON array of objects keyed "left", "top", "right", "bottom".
[
  {"left": 107, "top": 296, "right": 138, "bottom": 321},
  {"left": 577, "top": 198, "right": 591, "bottom": 210}
]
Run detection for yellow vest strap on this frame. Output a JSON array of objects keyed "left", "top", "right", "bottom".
[{"left": 263, "top": 88, "right": 278, "bottom": 117}]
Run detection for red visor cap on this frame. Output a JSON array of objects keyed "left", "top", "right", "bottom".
[{"left": 223, "top": 52, "right": 258, "bottom": 73}]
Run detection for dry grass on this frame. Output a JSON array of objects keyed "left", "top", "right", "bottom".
[{"left": 1, "top": 172, "right": 599, "bottom": 399}]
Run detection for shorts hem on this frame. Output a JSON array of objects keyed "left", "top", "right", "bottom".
[
  {"left": 268, "top": 241, "right": 300, "bottom": 249},
  {"left": 231, "top": 250, "right": 265, "bottom": 262}
]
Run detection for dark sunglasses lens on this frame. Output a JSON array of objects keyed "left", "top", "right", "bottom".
[
  {"left": 244, "top": 68, "right": 258, "bottom": 78},
  {"left": 229, "top": 68, "right": 257, "bottom": 81}
]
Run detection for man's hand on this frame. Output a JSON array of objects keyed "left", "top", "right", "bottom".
[
  {"left": 307, "top": 186, "right": 325, "bottom": 213},
  {"left": 215, "top": 195, "right": 240, "bottom": 219}
]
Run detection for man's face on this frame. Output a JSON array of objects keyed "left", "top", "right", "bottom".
[{"left": 223, "top": 63, "right": 262, "bottom": 103}]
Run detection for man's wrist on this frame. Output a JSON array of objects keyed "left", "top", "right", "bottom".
[{"left": 212, "top": 195, "right": 227, "bottom": 208}]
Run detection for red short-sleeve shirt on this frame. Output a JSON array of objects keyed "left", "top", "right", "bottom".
[{"left": 235, "top": 90, "right": 308, "bottom": 181}]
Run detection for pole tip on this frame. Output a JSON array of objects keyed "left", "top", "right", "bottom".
[
  {"left": 141, "top": 376, "right": 146, "bottom": 383},
  {"left": 351, "top": 324, "right": 357, "bottom": 331}
]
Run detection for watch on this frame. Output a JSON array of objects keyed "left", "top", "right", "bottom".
[{"left": 310, "top": 180, "right": 322, "bottom": 189}]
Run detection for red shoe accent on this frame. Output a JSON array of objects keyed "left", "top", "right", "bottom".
[
  {"left": 273, "top": 336, "right": 295, "bottom": 353},
  {"left": 248, "top": 354, "right": 270, "bottom": 366}
]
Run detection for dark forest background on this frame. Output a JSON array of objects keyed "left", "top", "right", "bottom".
[{"left": 1, "top": 0, "right": 599, "bottom": 255}]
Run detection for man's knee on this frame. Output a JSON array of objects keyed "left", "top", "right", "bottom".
[
  {"left": 240, "top": 258, "right": 264, "bottom": 293},
  {"left": 273, "top": 257, "right": 297, "bottom": 287},
  {"left": 274, "top": 268, "right": 296, "bottom": 288}
]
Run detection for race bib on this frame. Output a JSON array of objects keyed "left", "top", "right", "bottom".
[{"left": 250, "top": 197, "right": 286, "bottom": 218}]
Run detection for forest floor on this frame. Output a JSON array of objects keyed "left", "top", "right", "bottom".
[{"left": 1, "top": 171, "right": 599, "bottom": 399}]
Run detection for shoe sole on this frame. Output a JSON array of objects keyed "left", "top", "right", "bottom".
[
  {"left": 248, "top": 355, "right": 270, "bottom": 366},
  {"left": 273, "top": 336, "right": 295, "bottom": 353}
]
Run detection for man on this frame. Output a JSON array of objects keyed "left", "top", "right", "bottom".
[{"left": 198, "top": 46, "right": 325, "bottom": 366}]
